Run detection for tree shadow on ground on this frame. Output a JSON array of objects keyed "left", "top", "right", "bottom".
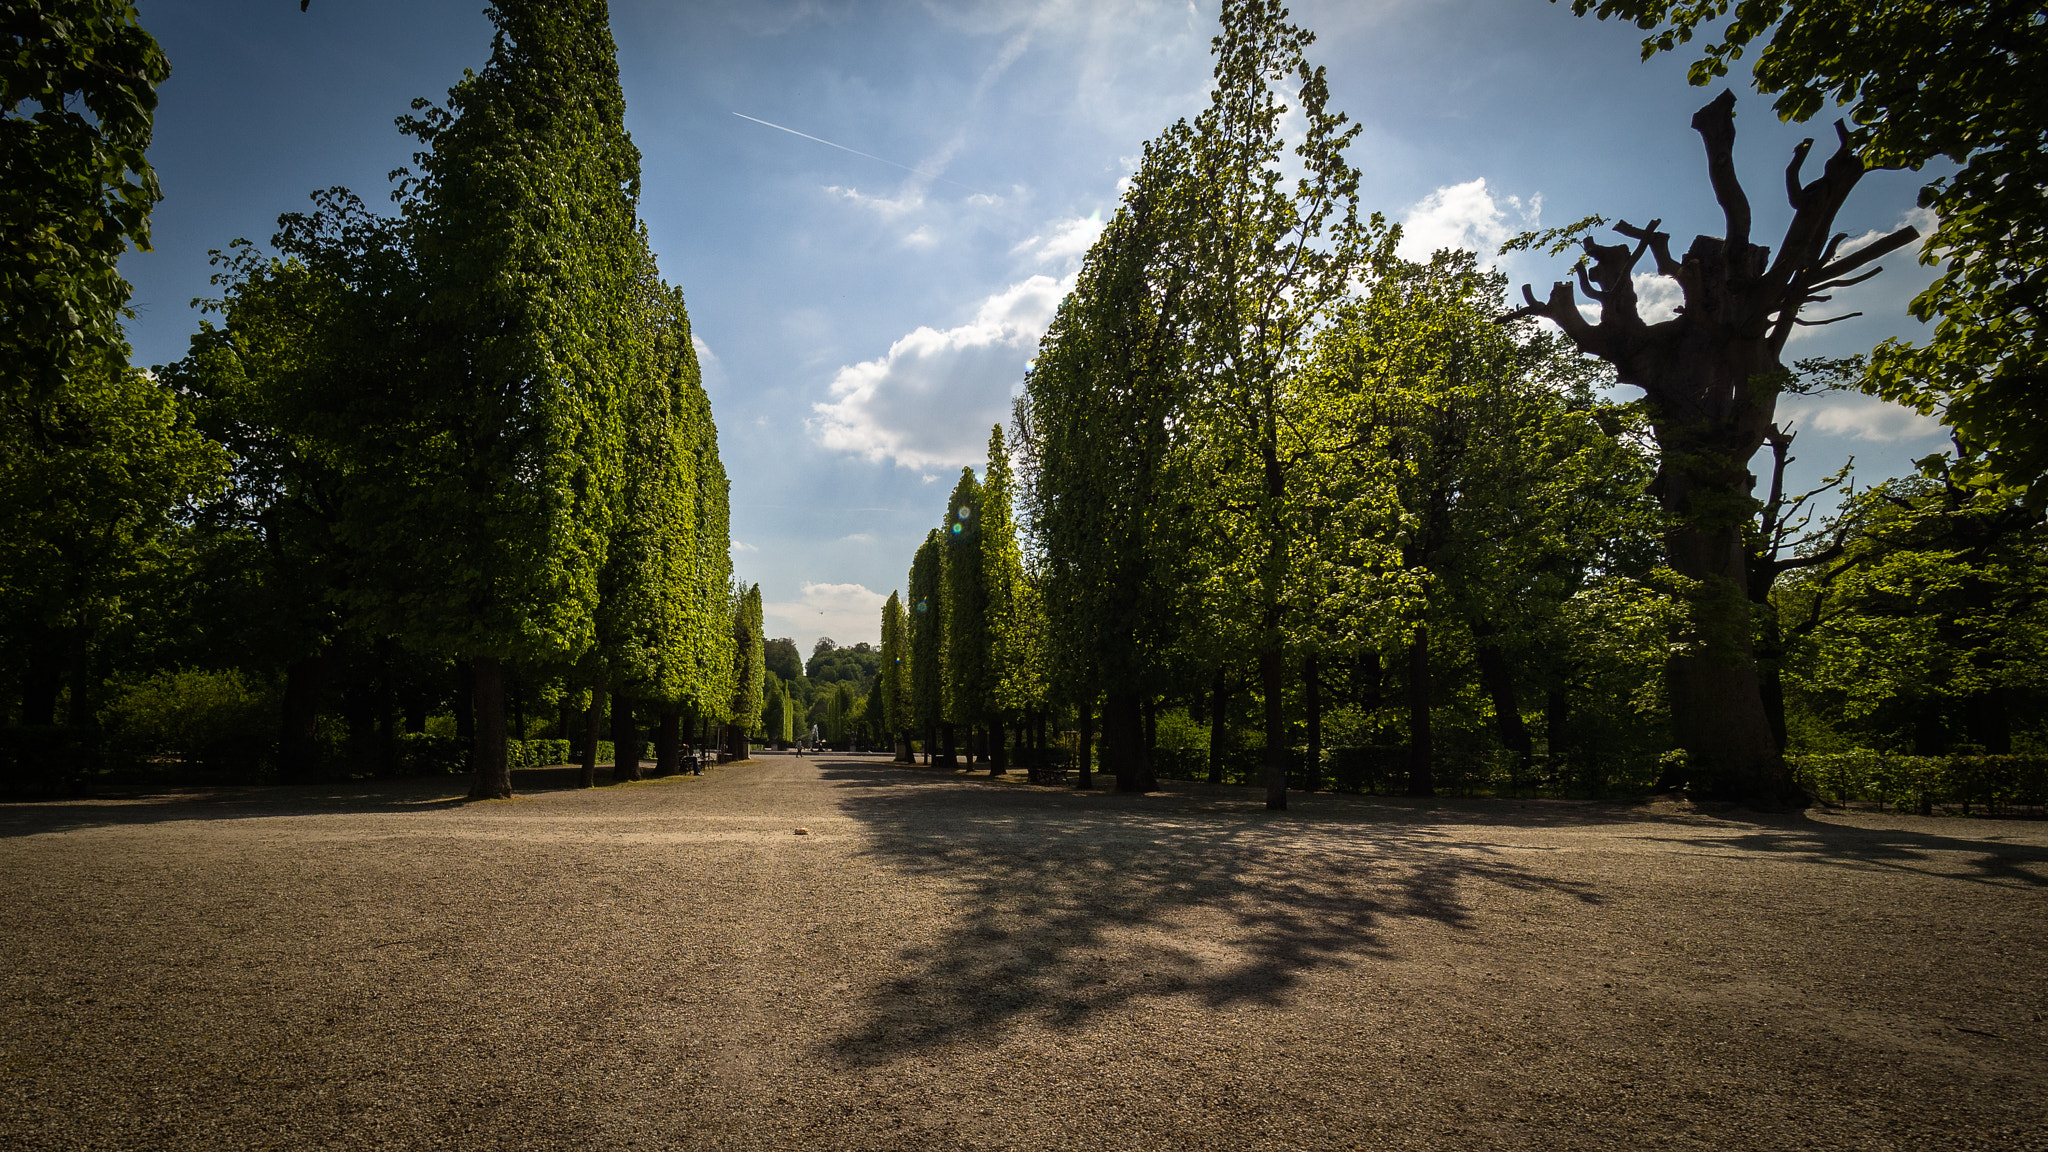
[
  {"left": 1636, "top": 813, "right": 2048, "bottom": 890},
  {"left": 814, "top": 762, "right": 1609, "bottom": 1065},
  {"left": 0, "top": 765, "right": 655, "bottom": 839}
]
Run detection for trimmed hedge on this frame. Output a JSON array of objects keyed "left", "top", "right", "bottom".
[
  {"left": 394, "top": 735, "right": 584, "bottom": 776},
  {"left": 1791, "top": 752, "right": 2048, "bottom": 816}
]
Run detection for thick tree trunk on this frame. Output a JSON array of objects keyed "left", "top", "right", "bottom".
[
  {"left": 1965, "top": 689, "right": 2011, "bottom": 755},
  {"left": 1207, "top": 674, "right": 1228, "bottom": 785},
  {"left": 1664, "top": 520, "right": 1787, "bottom": 803},
  {"left": 732, "top": 721, "right": 749, "bottom": 763},
  {"left": 1304, "top": 654, "right": 1322, "bottom": 793},
  {"left": 1142, "top": 697, "right": 1157, "bottom": 771},
  {"left": 454, "top": 662, "right": 475, "bottom": 775},
  {"left": 1913, "top": 708, "right": 1947, "bottom": 756},
  {"left": 1103, "top": 690, "right": 1151, "bottom": 793},
  {"left": 657, "top": 709, "right": 680, "bottom": 777},
  {"left": 1260, "top": 647, "right": 1287, "bottom": 810},
  {"left": 990, "top": 723, "right": 1005, "bottom": 776},
  {"left": 510, "top": 676, "right": 525, "bottom": 748},
  {"left": 1405, "top": 625, "right": 1434, "bottom": 798},
  {"left": 1074, "top": 704, "right": 1093, "bottom": 790},
  {"left": 22, "top": 634, "right": 61, "bottom": 727},
  {"left": 375, "top": 644, "right": 397, "bottom": 778},
  {"left": 580, "top": 676, "right": 606, "bottom": 789},
  {"left": 64, "top": 625, "right": 90, "bottom": 730},
  {"left": 940, "top": 723, "right": 957, "bottom": 767},
  {"left": 468, "top": 656, "right": 511, "bottom": 800},
  {"left": 342, "top": 684, "right": 374, "bottom": 776},
  {"left": 404, "top": 696, "right": 426, "bottom": 735},
  {"left": 1545, "top": 687, "right": 1569, "bottom": 776},
  {"left": 278, "top": 653, "right": 326, "bottom": 783},
  {"left": 1502, "top": 92, "right": 1913, "bottom": 809},
  {"left": 1476, "top": 645, "right": 1533, "bottom": 786},
  {"left": 613, "top": 692, "right": 640, "bottom": 782}
]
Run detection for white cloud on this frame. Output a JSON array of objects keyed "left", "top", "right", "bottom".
[
  {"left": 1571, "top": 271, "right": 1686, "bottom": 327},
  {"left": 692, "top": 334, "right": 730, "bottom": 393},
  {"left": 1631, "top": 272, "right": 1684, "bottom": 324},
  {"left": 730, "top": 540, "right": 759, "bottom": 554},
  {"left": 1780, "top": 394, "right": 1944, "bottom": 443},
  {"left": 810, "top": 273, "right": 1071, "bottom": 469},
  {"left": 827, "top": 184, "right": 925, "bottom": 219},
  {"left": 1012, "top": 214, "right": 1104, "bottom": 264},
  {"left": 838, "top": 532, "right": 876, "bottom": 544},
  {"left": 1837, "top": 206, "right": 1939, "bottom": 266},
  {"left": 762, "top": 582, "right": 888, "bottom": 648},
  {"left": 1399, "top": 178, "right": 1538, "bottom": 266},
  {"left": 901, "top": 225, "right": 940, "bottom": 249}
]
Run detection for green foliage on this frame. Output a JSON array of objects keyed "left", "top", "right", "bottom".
[
  {"left": 602, "top": 261, "right": 731, "bottom": 721},
  {"left": 730, "top": 584, "right": 765, "bottom": 732},
  {"left": 366, "top": 0, "right": 642, "bottom": 664},
  {"left": 0, "top": 361, "right": 228, "bottom": 724},
  {"left": 907, "top": 531, "right": 948, "bottom": 734},
  {"left": 1777, "top": 454, "right": 2045, "bottom": 752},
  {"left": 979, "top": 427, "right": 1043, "bottom": 720},
  {"left": 0, "top": 0, "right": 170, "bottom": 408},
  {"left": 762, "top": 672, "right": 795, "bottom": 744},
  {"left": 806, "top": 641, "right": 882, "bottom": 689},
  {"left": 98, "top": 667, "right": 271, "bottom": 770},
  {"left": 1017, "top": 135, "right": 1202, "bottom": 706},
  {"left": 942, "top": 466, "right": 988, "bottom": 726},
  {"left": 878, "top": 591, "right": 912, "bottom": 740},
  {"left": 763, "top": 636, "right": 803, "bottom": 683},
  {"left": 1560, "top": 0, "right": 2048, "bottom": 493},
  {"left": 1792, "top": 751, "right": 2048, "bottom": 814}
]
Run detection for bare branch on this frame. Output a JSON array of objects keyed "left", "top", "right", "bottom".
[
  {"left": 1574, "top": 262, "right": 1606, "bottom": 302},
  {"left": 1613, "top": 218, "right": 1680, "bottom": 277},
  {"left": 1762, "top": 118, "right": 1873, "bottom": 296},
  {"left": 1690, "top": 90, "right": 1751, "bottom": 254},
  {"left": 1793, "top": 311, "right": 1864, "bottom": 326},
  {"left": 1810, "top": 266, "right": 1885, "bottom": 293},
  {"left": 1784, "top": 139, "right": 1814, "bottom": 211},
  {"left": 1815, "top": 226, "right": 1919, "bottom": 281},
  {"left": 1818, "top": 231, "right": 1848, "bottom": 267}
]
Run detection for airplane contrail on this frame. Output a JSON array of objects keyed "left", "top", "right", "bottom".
[{"left": 731, "top": 112, "right": 988, "bottom": 195}]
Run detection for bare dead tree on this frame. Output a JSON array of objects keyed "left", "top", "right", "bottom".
[{"left": 1505, "top": 90, "right": 1917, "bottom": 805}]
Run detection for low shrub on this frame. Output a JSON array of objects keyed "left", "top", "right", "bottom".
[
  {"left": 1791, "top": 752, "right": 2048, "bottom": 815},
  {"left": 98, "top": 668, "right": 275, "bottom": 777}
]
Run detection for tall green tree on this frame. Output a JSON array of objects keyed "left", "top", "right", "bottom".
[
  {"left": 596, "top": 251, "right": 726, "bottom": 781},
  {"left": 1780, "top": 454, "right": 2045, "bottom": 755},
  {"left": 907, "top": 530, "right": 949, "bottom": 762},
  {"left": 1308, "top": 251, "right": 1658, "bottom": 795},
  {"left": 980, "top": 426, "right": 1042, "bottom": 742},
  {"left": 1, "top": 1, "right": 169, "bottom": 409},
  {"left": 1017, "top": 136, "right": 1202, "bottom": 793},
  {"left": 1179, "top": 0, "right": 1382, "bottom": 809},
  {"left": 0, "top": 362, "right": 226, "bottom": 744},
  {"left": 363, "top": 0, "right": 644, "bottom": 799},
  {"left": 942, "top": 467, "right": 988, "bottom": 754},
  {"left": 728, "top": 582, "right": 764, "bottom": 760},
  {"left": 1558, "top": 0, "right": 2048, "bottom": 494},
  {"left": 879, "top": 590, "right": 913, "bottom": 762}
]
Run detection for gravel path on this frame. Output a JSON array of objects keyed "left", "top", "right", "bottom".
[{"left": 1, "top": 751, "right": 2043, "bottom": 1151}]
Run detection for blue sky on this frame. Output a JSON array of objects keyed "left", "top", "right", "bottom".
[{"left": 121, "top": 0, "right": 1946, "bottom": 647}]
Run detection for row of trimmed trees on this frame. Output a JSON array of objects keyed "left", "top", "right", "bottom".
[
  {"left": 883, "top": 428, "right": 1051, "bottom": 775},
  {"left": 3, "top": 1, "right": 750, "bottom": 798}
]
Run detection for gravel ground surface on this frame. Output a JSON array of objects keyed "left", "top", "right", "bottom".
[{"left": 1, "top": 751, "right": 2044, "bottom": 1151}]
